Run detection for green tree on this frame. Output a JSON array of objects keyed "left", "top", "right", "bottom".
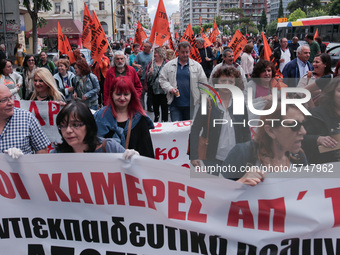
[
  {"left": 328, "top": 0, "right": 340, "bottom": 15},
  {"left": 288, "top": 8, "right": 307, "bottom": 22},
  {"left": 223, "top": 8, "right": 244, "bottom": 33},
  {"left": 259, "top": 9, "right": 267, "bottom": 32},
  {"left": 287, "top": 0, "right": 321, "bottom": 14},
  {"left": 307, "top": 9, "right": 328, "bottom": 17},
  {"left": 203, "top": 23, "right": 213, "bottom": 32},
  {"left": 266, "top": 20, "right": 278, "bottom": 35},
  {"left": 192, "top": 26, "right": 201, "bottom": 35},
  {"left": 23, "top": 0, "right": 52, "bottom": 54},
  {"left": 278, "top": 0, "right": 284, "bottom": 18}
]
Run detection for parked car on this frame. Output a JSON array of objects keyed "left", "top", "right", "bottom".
[{"left": 326, "top": 45, "right": 340, "bottom": 71}]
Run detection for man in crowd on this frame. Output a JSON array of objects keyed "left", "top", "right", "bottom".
[
  {"left": 282, "top": 45, "right": 313, "bottom": 87},
  {"left": 273, "top": 37, "right": 295, "bottom": 72},
  {"left": 305, "top": 33, "right": 321, "bottom": 63},
  {"left": 222, "top": 36, "right": 228, "bottom": 48},
  {"left": 210, "top": 48, "right": 247, "bottom": 86},
  {"left": 288, "top": 36, "right": 300, "bottom": 58},
  {"left": 129, "top": 43, "right": 140, "bottom": 71},
  {"left": 132, "top": 40, "right": 153, "bottom": 111},
  {"left": 270, "top": 35, "right": 280, "bottom": 50},
  {"left": 103, "top": 51, "right": 142, "bottom": 105},
  {"left": 196, "top": 37, "right": 215, "bottom": 78},
  {"left": 0, "top": 86, "right": 50, "bottom": 156},
  {"left": 159, "top": 41, "right": 207, "bottom": 121}
]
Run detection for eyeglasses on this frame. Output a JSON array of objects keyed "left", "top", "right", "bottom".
[
  {"left": 27, "top": 59, "right": 35, "bottom": 62},
  {"left": 283, "top": 121, "right": 305, "bottom": 132},
  {"left": 57, "top": 122, "right": 85, "bottom": 131},
  {"left": 0, "top": 96, "right": 13, "bottom": 104}
]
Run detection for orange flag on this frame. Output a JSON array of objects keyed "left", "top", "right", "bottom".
[
  {"left": 91, "top": 10, "right": 109, "bottom": 69},
  {"left": 58, "top": 22, "right": 65, "bottom": 53},
  {"left": 134, "top": 21, "right": 147, "bottom": 46},
  {"left": 200, "top": 16, "right": 203, "bottom": 33},
  {"left": 64, "top": 35, "right": 76, "bottom": 64},
  {"left": 169, "top": 36, "right": 175, "bottom": 51},
  {"left": 180, "top": 23, "right": 202, "bottom": 63},
  {"left": 228, "top": 30, "right": 247, "bottom": 61},
  {"left": 201, "top": 32, "right": 212, "bottom": 48},
  {"left": 82, "top": 3, "right": 92, "bottom": 49},
  {"left": 149, "top": 0, "right": 170, "bottom": 46},
  {"left": 209, "top": 20, "right": 219, "bottom": 43},
  {"left": 175, "top": 31, "right": 179, "bottom": 40},
  {"left": 262, "top": 32, "right": 273, "bottom": 62},
  {"left": 314, "top": 28, "right": 319, "bottom": 40}
]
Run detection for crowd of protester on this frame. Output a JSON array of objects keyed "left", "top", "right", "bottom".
[{"left": 1, "top": 32, "right": 340, "bottom": 186}]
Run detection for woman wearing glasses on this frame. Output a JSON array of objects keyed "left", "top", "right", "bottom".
[
  {"left": 21, "top": 55, "right": 37, "bottom": 100},
  {"left": 52, "top": 100, "right": 139, "bottom": 159},
  {"left": 222, "top": 103, "right": 307, "bottom": 186},
  {"left": 302, "top": 77, "right": 340, "bottom": 164}
]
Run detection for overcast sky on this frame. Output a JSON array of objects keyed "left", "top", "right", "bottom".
[{"left": 146, "top": 0, "right": 179, "bottom": 23}]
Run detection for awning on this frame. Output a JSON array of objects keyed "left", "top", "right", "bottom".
[{"left": 28, "top": 19, "right": 83, "bottom": 37}]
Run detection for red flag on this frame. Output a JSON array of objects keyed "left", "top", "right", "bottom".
[
  {"left": 314, "top": 28, "right": 319, "bottom": 40},
  {"left": 229, "top": 30, "right": 247, "bottom": 61},
  {"left": 58, "top": 22, "right": 65, "bottom": 53},
  {"left": 149, "top": 0, "right": 171, "bottom": 46},
  {"left": 262, "top": 32, "right": 273, "bottom": 62},
  {"left": 82, "top": 3, "right": 92, "bottom": 49},
  {"left": 175, "top": 31, "right": 179, "bottom": 40},
  {"left": 91, "top": 10, "right": 109, "bottom": 69},
  {"left": 180, "top": 23, "right": 202, "bottom": 63},
  {"left": 64, "top": 35, "right": 76, "bottom": 64},
  {"left": 209, "top": 20, "right": 219, "bottom": 43},
  {"left": 134, "top": 21, "right": 147, "bottom": 46}
]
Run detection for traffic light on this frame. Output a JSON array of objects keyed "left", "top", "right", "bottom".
[{"left": 144, "top": 0, "right": 147, "bottom": 7}]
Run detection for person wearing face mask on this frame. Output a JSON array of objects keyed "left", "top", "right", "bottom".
[{"left": 54, "top": 59, "right": 75, "bottom": 101}]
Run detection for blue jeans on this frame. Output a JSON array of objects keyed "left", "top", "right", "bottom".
[{"left": 170, "top": 105, "right": 190, "bottom": 121}]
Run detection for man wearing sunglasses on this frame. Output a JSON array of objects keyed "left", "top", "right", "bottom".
[{"left": 0, "top": 86, "right": 50, "bottom": 158}]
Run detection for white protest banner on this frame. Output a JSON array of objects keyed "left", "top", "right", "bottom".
[
  {"left": 16, "top": 101, "right": 191, "bottom": 166},
  {"left": 1, "top": 154, "right": 340, "bottom": 254}
]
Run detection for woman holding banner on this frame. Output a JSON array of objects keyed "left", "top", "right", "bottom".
[
  {"left": 29, "top": 68, "right": 65, "bottom": 102},
  {"left": 222, "top": 103, "right": 308, "bottom": 185},
  {"left": 190, "top": 66, "right": 251, "bottom": 172},
  {"left": 94, "top": 76, "right": 155, "bottom": 158},
  {"left": 52, "top": 100, "right": 138, "bottom": 159}
]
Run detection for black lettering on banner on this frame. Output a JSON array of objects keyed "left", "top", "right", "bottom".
[
  {"left": 129, "top": 222, "right": 145, "bottom": 247},
  {"left": 22, "top": 217, "right": 33, "bottom": 238},
  {"left": 147, "top": 224, "right": 164, "bottom": 249},
  {"left": 100, "top": 221, "right": 110, "bottom": 243},
  {"left": 9, "top": 218, "right": 22, "bottom": 238},
  {"left": 111, "top": 217, "right": 128, "bottom": 245},
  {"left": 82, "top": 220, "right": 100, "bottom": 243},
  {"left": 180, "top": 229, "right": 189, "bottom": 251},
  {"left": 314, "top": 239, "right": 322, "bottom": 255},
  {"left": 0, "top": 219, "right": 10, "bottom": 238},
  {"left": 80, "top": 249, "right": 100, "bottom": 255},
  {"left": 64, "top": 220, "right": 82, "bottom": 241},
  {"left": 28, "top": 244, "right": 45, "bottom": 255},
  {"left": 325, "top": 238, "right": 340, "bottom": 255},
  {"left": 165, "top": 226, "right": 177, "bottom": 250},
  {"left": 52, "top": 246, "right": 75, "bottom": 255},
  {"left": 280, "top": 238, "right": 299, "bottom": 254},
  {"left": 190, "top": 231, "right": 207, "bottom": 254},
  {"left": 259, "top": 244, "right": 278, "bottom": 255},
  {"left": 47, "top": 218, "right": 65, "bottom": 240},
  {"left": 209, "top": 235, "right": 227, "bottom": 255},
  {"left": 237, "top": 242, "right": 257, "bottom": 254},
  {"left": 32, "top": 218, "right": 48, "bottom": 238}
]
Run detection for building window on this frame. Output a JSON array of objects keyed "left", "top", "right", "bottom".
[
  {"left": 99, "top": 2, "right": 105, "bottom": 10},
  {"left": 68, "top": 2, "right": 73, "bottom": 12},
  {"left": 55, "top": 3, "right": 61, "bottom": 14}
]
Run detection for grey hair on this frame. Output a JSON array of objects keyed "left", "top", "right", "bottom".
[
  {"left": 297, "top": 44, "right": 310, "bottom": 54},
  {"left": 195, "top": 37, "right": 205, "bottom": 44},
  {"left": 143, "top": 40, "right": 152, "bottom": 47},
  {"left": 154, "top": 47, "right": 167, "bottom": 60},
  {"left": 177, "top": 41, "right": 191, "bottom": 50},
  {"left": 113, "top": 50, "right": 125, "bottom": 59},
  {"left": 222, "top": 48, "right": 233, "bottom": 57}
]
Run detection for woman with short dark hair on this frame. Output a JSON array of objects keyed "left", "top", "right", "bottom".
[
  {"left": 0, "top": 59, "right": 23, "bottom": 100},
  {"left": 21, "top": 55, "right": 37, "bottom": 99},
  {"left": 72, "top": 59, "right": 100, "bottom": 110}
]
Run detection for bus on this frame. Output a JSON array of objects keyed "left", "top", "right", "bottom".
[{"left": 276, "top": 16, "right": 340, "bottom": 42}]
